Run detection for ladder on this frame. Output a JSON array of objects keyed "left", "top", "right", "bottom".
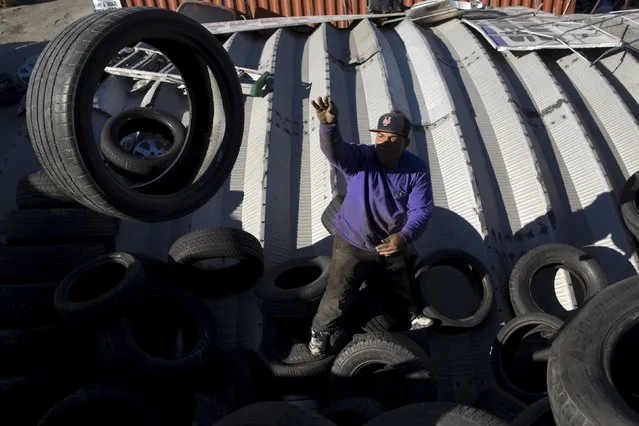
[{"left": 103, "top": 45, "right": 272, "bottom": 97}]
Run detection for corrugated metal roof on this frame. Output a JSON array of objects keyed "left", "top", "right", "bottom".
[{"left": 1, "top": 8, "right": 637, "bottom": 402}]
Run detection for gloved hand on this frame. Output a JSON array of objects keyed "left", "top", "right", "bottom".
[{"left": 311, "top": 96, "right": 338, "bottom": 125}]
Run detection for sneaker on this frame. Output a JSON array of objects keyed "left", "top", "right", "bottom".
[
  {"left": 410, "top": 314, "right": 434, "bottom": 330},
  {"left": 309, "top": 328, "right": 349, "bottom": 356}
]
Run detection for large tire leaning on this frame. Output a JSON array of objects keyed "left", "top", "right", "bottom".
[
  {"left": 491, "top": 313, "right": 563, "bottom": 403},
  {"left": 363, "top": 402, "right": 508, "bottom": 426},
  {"left": 330, "top": 332, "right": 434, "bottom": 408},
  {"left": 212, "top": 402, "right": 336, "bottom": 426},
  {"left": 547, "top": 275, "right": 639, "bottom": 425},
  {"left": 168, "top": 227, "right": 264, "bottom": 298},
  {"left": 100, "top": 107, "right": 186, "bottom": 176},
  {"left": 509, "top": 244, "right": 607, "bottom": 320},
  {"left": 412, "top": 249, "right": 493, "bottom": 328},
  {"left": 620, "top": 171, "right": 639, "bottom": 239},
  {"left": 255, "top": 256, "right": 331, "bottom": 318},
  {"left": 26, "top": 8, "right": 244, "bottom": 222},
  {"left": 37, "top": 385, "right": 161, "bottom": 426}
]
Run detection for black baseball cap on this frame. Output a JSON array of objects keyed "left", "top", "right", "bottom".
[{"left": 369, "top": 112, "right": 410, "bottom": 137}]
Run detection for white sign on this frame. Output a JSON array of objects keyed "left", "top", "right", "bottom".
[{"left": 93, "top": 0, "right": 122, "bottom": 12}]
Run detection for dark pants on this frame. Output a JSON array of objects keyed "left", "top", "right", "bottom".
[{"left": 311, "top": 233, "right": 418, "bottom": 333}]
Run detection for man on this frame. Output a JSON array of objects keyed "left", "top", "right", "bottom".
[{"left": 308, "top": 95, "right": 435, "bottom": 356}]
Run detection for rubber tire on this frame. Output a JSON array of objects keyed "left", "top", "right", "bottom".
[
  {"left": 100, "top": 107, "right": 186, "bottom": 176},
  {"left": 363, "top": 402, "right": 508, "bottom": 426},
  {"left": 547, "top": 275, "right": 639, "bottom": 425},
  {"left": 54, "top": 252, "right": 150, "bottom": 327},
  {"left": 0, "top": 282, "right": 58, "bottom": 328},
  {"left": 15, "top": 171, "right": 77, "bottom": 209},
  {"left": 5, "top": 209, "right": 119, "bottom": 244},
  {"left": 511, "top": 397, "right": 556, "bottom": 426},
  {"left": 26, "top": 8, "right": 244, "bottom": 222},
  {"left": 509, "top": 243, "right": 607, "bottom": 319},
  {"left": 321, "top": 194, "right": 345, "bottom": 236},
  {"left": 620, "top": 170, "right": 639, "bottom": 239},
  {"left": 491, "top": 313, "right": 563, "bottom": 403},
  {"left": 168, "top": 227, "right": 264, "bottom": 298},
  {"left": 258, "top": 318, "right": 335, "bottom": 394},
  {"left": 412, "top": 249, "right": 493, "bottom": 328},
  {"left": 330, "top": 332, "right": 434, "bottom": 407},
  {"left": 98, "top": 289, "right": 217, "bottom": 383},
  {"left": 0, "top": 243, "right": 107, "bottom": 283},
  {"left": 321, "top": 397, "right": 387, "bottom": 426},
  {"left": 474, "top": 383, "right": 527, "bottom": 423},
  {"left": 212, "top": 401, "right": 336, "bottom": 426},
  {"left": 255, "top": 256, "right": 331, "bottom": 318},
  {"left": 36, "top": 385, "right": 161, "bottom": 426}
]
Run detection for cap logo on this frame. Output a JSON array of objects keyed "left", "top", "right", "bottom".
[{"left": 382, "top": 116, "right": 392, "bottom": 126}]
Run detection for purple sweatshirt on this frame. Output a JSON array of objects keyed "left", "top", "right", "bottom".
[{"left": 320, "top": 122, "right": 433, "bottom": 251}]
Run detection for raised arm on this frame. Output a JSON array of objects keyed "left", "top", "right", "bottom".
[
  {"left": 400, "top": 171, "right": 434, "bottom": 244},
  {"left": 312, "top": 96, "right": 364, "bottom": 174},
  {"left": 319, "top": 123, "right": 364, "bottom": 174}
]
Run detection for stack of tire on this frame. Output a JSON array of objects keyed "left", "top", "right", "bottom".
[{"left": 0, "top": 171, "right": 119, "bottom": 424}]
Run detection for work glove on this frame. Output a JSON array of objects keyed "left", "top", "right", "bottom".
[{"left": 311, "top": 96, "right": 338, "bottom": 125}]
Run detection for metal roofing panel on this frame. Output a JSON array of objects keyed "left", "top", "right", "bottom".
[{"left": 433, "top": 20, "right": 553, "bottom": 252}]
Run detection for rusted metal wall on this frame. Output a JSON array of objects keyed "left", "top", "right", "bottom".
[{"left": 121, "top": 0, "right": 576, "bottom": 27}]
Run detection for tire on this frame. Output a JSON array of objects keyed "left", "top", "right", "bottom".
[
  {"left": 100, "top": 107, "right": 186, "bottom": 176},
  {"left": 37, "top": 385, "right": 161, "bottom": 426},
  {"left": 321, "top": 397, "right": 387, "bottom": 426},
  {"left": 491, "top": 313, "right": 563, "bottom": 403},
  {"left": 364, "top": 402, "right": 508, "bottom": 426},
  {"left": 0, "top": 324, "right": 64, "bottom": 376},
  {"left": 168, "top": 227, "right": 264, "bottom": 298},
  {"left": 352, "top": 287, "right": 397, "bottom": 333},
  {"left": 26, "top": 8, "right": 244, "bottom": 222},
  {"left": 321, "top": 194, "right": 345, "bottom": 236},
  {"left": 330, "top": 332, "right": 434, "bottom": 408},
  {"left": 0, "top": 244, "right": 107, "bottom": 283},
  {"left": 511, "top": 397, "right": 556, "bottom": 426},
  {"left": 5, "top": 209, "right": 119, "bottom": 244},
  {"left": 98, "top": 289, "right": 217, "bottom": 383},
  {"left": 620, "top": 170, "right": 639, "bottom": 239},
  {"left": 54, "top": 253, "right": 150, "bottom": 327},
  {"left": 509, "top": 243, "right": 607, "bottom": 320},
  {"left": 258, "top": 318, "right": 335, "bottom": 394},
  {"left": 474, "top": 383, "right": 527, "bottom": 422},
  {"left": 0, "top": 282, "right": 58, "bottom": 328},
  {"left": 211, "top": 401, "right": 336, "bottom": 426},
  {"left": 15, "top": 171, "right": 76, "bottom": 209},
  {"left": 412, "top": 249, "right": 493, "bottom": 328},
  {"left": 255, "top": 256, "right": 331, "bottom": 318},
  {"left": 547, "top": 275, "right": 639, "bottom": 425}
]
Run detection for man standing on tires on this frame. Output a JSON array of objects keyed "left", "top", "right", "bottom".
[{"left": 308, "top": 96, "right": 435, "bottom": 356}]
